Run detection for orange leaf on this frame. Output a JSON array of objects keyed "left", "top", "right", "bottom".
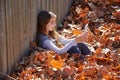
[
  {"left": 85, "top": 0, "right": 89, "bottom": 3},
  {"left": 114, "top": 0, "right": 120, "bottom": 2},
  {"left": 45, "top": 67, "right": 54, "bottom": 76},
  {"left": 95, "top": 48, "right": 102, "bottom": 55},
  {"left": 112, "top": 64, "right": 120, "bottom": 70},
  {"left": 76, "top": 72, "right": 85, "bottom": 80},
  {"left": 112, "top": 24, "right": 120, "bottom": 30},
  {"left": 80, "top": 13, "right": 87, "bottom": 18},
  {"left": 73, "top": 29, "right": 81, "bottom": 36},
  {"left": 96, "top": 57, "right": 112, "bottom": 65},
  {"left": 83, "top": 19, "right": 89, "bottom": 24},
  {"left": 77, "top": 65, "right": 84, "bottom": 73},
  {"left": 50, "top": 59, "right": 64, "bottom": 69},
  {"left": 62, "top": 67, "right": 74, "bottom": 78},
  {"left": 55, "top": 54, "right": 62, "bottom": 60},
  {"left": 114, "top": 35, "right": 119, "bottom": 41},
  {"left": 103, "top": 75, "right": 111, "bottom": 80}
]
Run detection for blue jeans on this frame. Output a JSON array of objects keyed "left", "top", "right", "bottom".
[{"left": 67, "top": 43, "right": 91, "bottom": 59}]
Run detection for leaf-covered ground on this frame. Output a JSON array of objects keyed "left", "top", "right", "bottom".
[{"left": 11, "top": 0, "right": 120, "bottom": 80}]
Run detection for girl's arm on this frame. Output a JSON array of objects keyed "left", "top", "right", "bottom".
[
  {"left": 43, "top": 39, "right": 77, "bottom": 54},
  {"left": 57, "top": 34, "right": 73, "bottom": 44}
]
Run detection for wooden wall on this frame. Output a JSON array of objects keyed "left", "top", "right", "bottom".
[{"left": 0, "top": 0, "right": 73, "bottom": 73}]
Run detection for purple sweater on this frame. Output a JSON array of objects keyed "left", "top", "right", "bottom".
[{"left": 39, "top": 34, "right": 77, "bottom": 54}]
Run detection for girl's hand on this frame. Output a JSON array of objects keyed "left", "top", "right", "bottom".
[{"left": 75, "top": 31, "right": 89, "bottom": 43}]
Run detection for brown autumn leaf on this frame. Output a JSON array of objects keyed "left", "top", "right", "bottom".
[
  {"left": 112, "top": 64, "right": 120, "bottom": 71},
  {"left": 62, "top": 66, "right": 75, "bottom": 78},
  {"left": 45, "top": 66, "right": 54, "bottom": 76},
  {"left": 95, "top": 57, "right": 113, "bottom": 65},
  {"left": 94, "top": 47, "right": 102, "bottom": 56},
  {"left": 114, "top": 35, "right": 120, "bottom": 41},
  {"left": 77, "top": 65, "right": 84, "bottom": 73},
  {"left": 112, "top": 11, "right": 120, "bottom": 21},
  {"left": 34, "top": 52, "right": 45, "bottom": 62}
]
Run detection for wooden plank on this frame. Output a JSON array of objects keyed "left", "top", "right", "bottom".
[
  {"left": 27, "top": 0, "right": 31, "bottom": 49},
  {"left": 22, "top": 0, "right": 27, "bottom": 56},
  {"left": 37, "top": 0, "right": 42, "bottom": 12},
  {"left": 0, "top": 0, "right": 7, "bottom": 73},
  {"left": 41, "top": 0, "right": 46, "bottom": 10},
  {"left": 21, "top": 0, "right": 27, "bottom": 57},
  {"left": 52, "top": 0, "right": 56, "bottom": 13},
  {"left": 49, "top": 0, "right": 52, "bottom": 11},
  {"left": 57, "top": 0, "right": 60, "bottom": 24},
  {"left": 15, "top": 0, "right": 21, "bottom": 62},
  {"left": 11, "top": 0, "right": 20, "bottom": 63},
  {"left": 22, "top": 0, "right": 31, "bottom": 56},
  {"left": 46, "top": 0, "right": 49, "bottom": 11},
  {"left": 18, "top": 0, "right": 24, "bottom": 58},
  {"left": 30, "top": 0, "right": 37, "bottom": 41},
  {"left": 5, "top": 0, "right": 14, "bottom": 73}
]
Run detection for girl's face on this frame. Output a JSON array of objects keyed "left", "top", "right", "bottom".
[{"left": 46, "top": 18, "right": 56, "bottom": 33}]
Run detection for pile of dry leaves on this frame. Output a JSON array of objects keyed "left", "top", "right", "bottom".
[{"left": 11, "top": 0, "right": 120, "bottom": 80}]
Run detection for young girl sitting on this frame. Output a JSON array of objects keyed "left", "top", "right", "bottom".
[{"left": 36, "top": 10, "right": 91, "bottom": 60}]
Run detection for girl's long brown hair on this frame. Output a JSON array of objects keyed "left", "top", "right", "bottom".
[{"left": 36, "top": 10, "right": 58, "bottom": 45}]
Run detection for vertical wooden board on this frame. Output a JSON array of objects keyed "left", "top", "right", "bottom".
[
  {"left": 50, "top": 0, "right": 54, "bottom": 12},
  {"left": 52, "top": 0, "right": 55, "bottom": 13},
  {"left": 57, "top": 0, "right": 60, "bottom": 24},
  {"left": 27, "top": 0, "right": 31, "bottom": 47},
  {"left": 30, "top": 0, "right": 37, "bottom": 41},
  {"left": 22, "top": 0, "right": 31, "bottom": 55},
  {"left": 49, "top": 0, "right": 51, "bottom": 12},
  {"left": 62, "top": 0, "right": 67, "bottom": 18},
  {"left": 0, "top": 0, "right": 7, "bottom": 73},
  {"left": 41, "top": 0, "right": 46, "bottom": 10},
  {"left": 56, "top": 0, "right": 61, "bottom": 25},
  {"left": 46, "top": 0, "right": 49, "bottom": 11},
  {"left": 22, "top": 0, "right": 28, "bottom": 55},
  {"left": 11, "top": 0, "right": 20, "bottom": 63},
  {"left": 59, "top": 0, "right": 63, "bottom": 23},
  {"left": 17, "top": 0, "right": 25, "bottom": 58},
  {"left": 5, "top": 0, "right": 14, "bottom": 73},
  {"left": 26, "top": 0, "right": 31, "bottom": 50},
  {"left": 52, "top": 0, "right": 58, "bottom": 25},
  {"left": 21, "top": 0, "right": 27, "bottom": 57},
  {"left": 15, "top": 0, "right": 21, "bottom": 62},
  {"left": 37, "top": 0, "right": 42, "bottom": 12}
]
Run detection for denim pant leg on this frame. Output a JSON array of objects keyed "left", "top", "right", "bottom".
[
  {"left": 67, "top": 46, "right": 84, "bottom": 60},
  {"left": 77, "top": 43, "right": 91, "bottom": 55},
  {"left": 67, "top": 46, "right": 81, "bottom": 54}
]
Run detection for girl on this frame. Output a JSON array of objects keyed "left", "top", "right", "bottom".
[{"left": 36, "top": 10, "right": 91, "bottom": 60}]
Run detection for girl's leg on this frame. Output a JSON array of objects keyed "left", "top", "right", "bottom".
[
  {"left": 67, "top": 46, "right": 84, "bottom": 60},
  {"left": 67, "top": 46, "right": 80, "bottom": 54},
  {"left": 77, "top": 43, "right": 91, "bottom": 55}
]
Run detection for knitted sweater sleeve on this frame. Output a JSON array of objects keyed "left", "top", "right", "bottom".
[{"left": 43, "top": 39, "right": 77, "bottom": 54}]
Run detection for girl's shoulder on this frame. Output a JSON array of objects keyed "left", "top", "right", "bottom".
[{"left": 39, "top": 34, "right": 49, "bottom": 41}]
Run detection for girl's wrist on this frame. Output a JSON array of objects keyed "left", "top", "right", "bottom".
[{"left": 73, "top": 39, "right": 77, "bottom": 46}]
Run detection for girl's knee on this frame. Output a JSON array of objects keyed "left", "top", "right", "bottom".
[
  {"left": 77, "top": 43, "right": 91, "bottom": 55},
  {"left": 67, "top": 46, "right": 80, "bottom": 54},
  {"left": 78, "top": 43, "right": 87, "bottom": 47}
]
